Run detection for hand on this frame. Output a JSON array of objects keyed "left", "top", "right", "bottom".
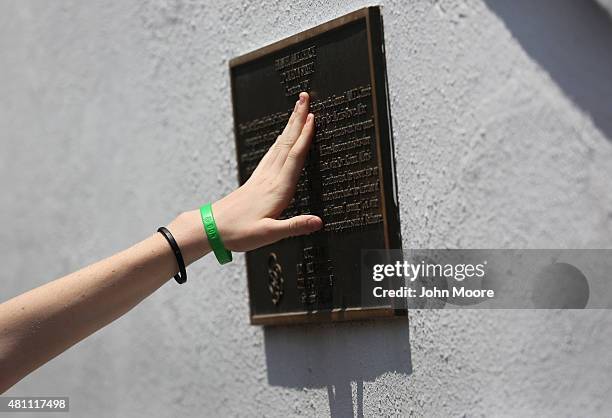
[{"left": 212, "top": 92, "right": 322, "bottom": 251}]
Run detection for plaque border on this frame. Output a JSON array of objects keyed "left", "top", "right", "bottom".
[{"left": 229, "top": 6, "right": 406, "bottom": 326}]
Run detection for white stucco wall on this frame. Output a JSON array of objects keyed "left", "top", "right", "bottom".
[{"left": 1, "top": 1, "right": 612, "bottom": 416}]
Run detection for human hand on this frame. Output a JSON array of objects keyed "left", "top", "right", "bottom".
[{"left": 211, "top": 92, "right": 322, "bottom": 252}]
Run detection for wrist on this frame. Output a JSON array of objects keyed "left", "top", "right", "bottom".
[
  {"left": 166, "top": 210, "right": 211, "bottom": 265},
  {"left": 211, "top": 199, "right": 240, "bottom": 251}
]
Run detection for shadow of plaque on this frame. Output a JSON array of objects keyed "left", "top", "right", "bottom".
[{"left": 229, "top": 7, "right": 403, "bottom": 325}]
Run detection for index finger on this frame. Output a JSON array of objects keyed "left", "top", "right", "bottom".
[{"left": 280, "top": 112, "right": 315, "bottom": 187}]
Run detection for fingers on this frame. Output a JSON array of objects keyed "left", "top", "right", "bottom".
[
  {"left": 249, "top": 92, "right": 312, "bottom": 183},
  {"left": 249, "top": 142, "right": 276, "bottom": 179},
  {"left": 280, "top": 99, "right": 301, "bottom": 137},
  {"left": 250, "top": 99, "right": 301, "bottom": 179},
  {"left": 280, "top": 113, "right": 314, "bottom": 187},
  {"left": 269, "top": 92, "right": 310, "bottom": 172},
  {"left": 285, "top": 92, "right": 310, "bottom": 139},
  {"left": 260, "top": 215, "right": 323, "bottom": 244}
]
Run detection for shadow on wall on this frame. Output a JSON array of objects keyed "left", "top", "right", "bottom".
[
  {"left": 484, "top": 0, "right": 612, "bottom": 142},
  {"left": 264, "top": 319, "right": 412, "bottom": 417}
]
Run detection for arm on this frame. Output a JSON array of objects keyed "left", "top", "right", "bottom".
[{"left": 0, "top": 92, "right": 320, "bottom": 393}]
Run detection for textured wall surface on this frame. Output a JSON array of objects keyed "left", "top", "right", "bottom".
[
  {"left": 1, "top": 1, "right": 612, "bottom": 417},
  {"left": 600, "top": 0, "right": 612, "bottom": 15}
]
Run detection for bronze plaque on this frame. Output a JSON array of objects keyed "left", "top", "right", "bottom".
[{"left": 230, "top": 7, "right": 403, "bottom": 325}]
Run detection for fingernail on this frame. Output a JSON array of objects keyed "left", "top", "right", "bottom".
[
  {"left": 308, "top": 216, "right": 322, "bottom": 231},
  {"left": 299, "top": 93, "right": 306, "bottom": 104},
  {"left": 307, "top": 113, "right": 314, "bottom": 121}
]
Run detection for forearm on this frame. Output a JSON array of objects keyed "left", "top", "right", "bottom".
[{"left": 0, "top": 210, "right": 210, "bottom": 392}]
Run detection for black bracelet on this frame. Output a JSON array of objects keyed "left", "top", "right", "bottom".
[{"left": 157, "top": 226, "right": 187, "bottom": 284}]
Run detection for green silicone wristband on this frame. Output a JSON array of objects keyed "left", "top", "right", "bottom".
[{"left": 200, "top": 203, "right": 232, "bottom": 265}]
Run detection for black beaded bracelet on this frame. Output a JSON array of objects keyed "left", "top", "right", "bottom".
[{"left": 157, "top": 226, "right": 187, "bottom": 284}]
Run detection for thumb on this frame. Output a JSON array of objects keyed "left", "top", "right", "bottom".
[{"left": 262, "top": 215, "right": 323, "bottom": 243}]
